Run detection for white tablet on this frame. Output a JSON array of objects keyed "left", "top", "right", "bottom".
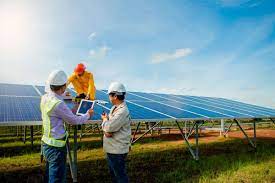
[{"left": 76, "top": 99, "right": 95, "bottom": 116}]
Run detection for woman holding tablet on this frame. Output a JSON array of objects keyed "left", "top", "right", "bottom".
[{"left": 41, "top": 70, "right": 94, "bottom": 183}]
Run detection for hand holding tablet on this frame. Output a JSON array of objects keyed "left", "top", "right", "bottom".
[{"left": 76, "top": 99, "right": 95, "bottom": 116}]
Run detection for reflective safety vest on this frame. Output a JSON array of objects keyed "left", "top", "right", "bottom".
[{"left": 41, "top": 96, "right": 68, "bottom": 147}]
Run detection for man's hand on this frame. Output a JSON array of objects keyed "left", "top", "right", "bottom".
[
  {"left": 65, "top": 91, "right": 71, "bottom": 96},
  {"left": 101, "top": 112, "right": 108, "bottom": 122},
  {"left": 85, "top": 95, "right": 90, "bottom": 100},
  {"left": 104, "top": 132, "right": 113, "bottom": 137},
  {"left": 87, "top": 109, "right": 94, "bottom": 117}
]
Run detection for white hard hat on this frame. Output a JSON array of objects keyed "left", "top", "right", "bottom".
[
  {"left": 108, "top": 82, "right": 126, "bottom": 95},
  {"left": 45, "top": 70, "right": 67, "bottom": 92}
]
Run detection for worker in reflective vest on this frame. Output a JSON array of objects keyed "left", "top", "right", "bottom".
[
  {"left": 41, "top": 70, "right": 94, "bottom": 183},
  {"left": 67, "top": 63, "right": 96, "bottom": 100}
]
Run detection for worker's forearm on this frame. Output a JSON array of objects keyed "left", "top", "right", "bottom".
[
  {"left": 87, "top": 86, "right": 95, "bottom": 99},
  {"left": 88, "top": 74, "right": 96, "bottom": 99},
  {"left": 55, "top": 103, "right": 90, "bottom": 125},
  {"left": 101, "top": 115, "right": 125, "bottom": 133}
]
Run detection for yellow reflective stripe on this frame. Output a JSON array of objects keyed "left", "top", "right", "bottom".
[
  {"left": 42, "top": 136, "right": 66, "bottom": 147},
  {"left": 44, "top": 100, "right": 61, "bottom": 138},
  {"left": 41, "top": 95, "right": 67, "bottom": 147},
  {"left": 42, "top": 131, "right": 68, "bottom": 147}
]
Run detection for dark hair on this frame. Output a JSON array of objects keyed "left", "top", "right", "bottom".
[
  {"left": 50, "top": 84, "right": 66, "bottom": 91},
  {"left": 109, "top": 92, "right": 126, "bottom": 101}
]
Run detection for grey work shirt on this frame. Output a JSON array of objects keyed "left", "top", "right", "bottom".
[{"left": 101, "top": 102, "right": 131, "bottom": 154}]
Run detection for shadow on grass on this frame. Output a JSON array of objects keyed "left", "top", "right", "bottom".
[
  {"left": 1, "top": 132, "right": 274, "bottom": 158},
  {"left": 0, "top": 139, "right": 274, "bottom": 183},
  {"left": 0, "top": 138, "right": 103, "bottom": 157},
  {"left": 0, "top": 136, "right": 43, "bottom": 144},
  {"left": 0, "top": 133, "right": 216, "bottom": 157}
]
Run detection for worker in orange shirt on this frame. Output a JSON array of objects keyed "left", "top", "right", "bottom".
[{"left": 67, "top": 63, "right": 96, "bottom": 100}]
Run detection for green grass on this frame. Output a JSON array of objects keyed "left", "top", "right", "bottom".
[{"left": 0, "top": 132, "right": 274, "bottom": 183}]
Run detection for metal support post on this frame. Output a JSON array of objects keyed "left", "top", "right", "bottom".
[
  {"left": 175, "top": 121, "right": 197, "bottom": 160},
  {"left": 220, "top": 119, "right": 225, "bottom": 136},
  {"left": 195, "top": 122, "right": 199, "bottom": 160},
  {"left": 30, "top": 126, "right": 34, "bottom": 150},
  {"left": 223, "top": 121, "right": 234, "bottom": 137},
  {"left": 234, "top": 119, "right": 256, "bottom": 148},
  {"left": 23, "top": 126, "right": 27, "bottom": 144},
  {"left": 131, "top": 121, "right": 161, "bottom": 144},
  {"left": 131, "top": 122, "right": 141, "bottom": 143}
]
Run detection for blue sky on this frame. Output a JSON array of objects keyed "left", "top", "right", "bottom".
[{"left": 0, "top": 0, "right": 275, "bottom": 108}]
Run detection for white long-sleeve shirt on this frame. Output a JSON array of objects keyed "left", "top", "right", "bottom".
[{"left": 101, "top": 102, "right": 131, "bottom": 154}]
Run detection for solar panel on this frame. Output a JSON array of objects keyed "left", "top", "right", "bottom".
[
  {"left": 0, "top": 83, "right": 275, "bottom": 126},
  {"left": 0, "top": 96, "right": 41, "bottom": 123},
  {"left": 152, "top": 93, "right": 252, "bottom": 118},
  {"left": 0, "top": 83, "right": 39, "bottom": 96},
  {"left": 210, "top": 97, "right": 275, "bottom": 116},
  {"left": 72, "top": 89, "right": 170, "bottom": 120},
  {"left": 172, "top": 95, "right": 270, "bottom": 117},
  {"left": 184, "top": 95, "right": 275, "bottom": 117},
  {"left": 35, "top": 85, "right": 46, "bottom": 95},
  {"left": 128, "top": 92, "right": 230, "bottom": 119},
  {"left": 36, "top": 86, "right": 75, "bottom": 97}
]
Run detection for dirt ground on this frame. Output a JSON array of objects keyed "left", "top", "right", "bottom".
[{"left": 132, "top": 127, "right": 275, "bottom": 144}]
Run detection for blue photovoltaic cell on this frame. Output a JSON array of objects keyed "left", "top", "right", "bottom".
[
  {"left": 37, "top": 86, "right": 76, "bottom": 97},
  {"left": 67, "top": 88, "right": 77, "bottom": 97},
  {"left": 68, "top": 88, "right": 107, "bottom": 99},
  {"left": 1, "top": 84, "right": 275, "bottom": 125},
  {"left": 93, "top": 102, "right": 169, "bottom": 120},
  {"left": 174, "top": 95, "right": 266, "bottom": 118},
  {"left": 204, "top": 97, "right": 275, "bottom": 116},
  {"left": 127, "top": 103, "right": 169, "bottom": 120},
  {"left": 101, "top": 90, "right": 151, "bottom": 101},
  {"left": 68, "top": 88, "right": 106, "bottom": 99},
  {"left": 92, "top": 104, "right": 107, "bottom": 120},
  {"left": 184, "top": 96, "right": 275, "bottom": 117},
  {"left": 0, "top": 83, "right": 39, "bottom": 96},
  {"left": 129, "top": 92, "right": 229, "bottom": 118},
  {"left": 36, "top": 85, "right": 46, "bottom": 95},
  {"left": 152, "top": 93, "right": 252, "bottom": 118},
  {"left": 96, "top": 90, "right": 110, "bottom": 101},
  {"left": 210, "top": 97, "right": 275, "bottom": 116},
  {"left": 64, "top": 98, "right": 168, "bottom": 121},
  {"left": 132, "top": 101, "right": 202, "bottom": 119},
  {"left": 0, "top": 96, "right": 41, "bottom": 122},
  {"left": 96, "top": 90, "right": 170, "bottom": 120}
]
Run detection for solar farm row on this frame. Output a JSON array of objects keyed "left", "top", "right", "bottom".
[{"left": 0, "top": 83, "right": 275, "bottom": 125}]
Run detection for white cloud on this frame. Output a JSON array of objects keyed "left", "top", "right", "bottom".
[
  {"left": 89, "top": 45, "right": 111, "bottom": 59},
  {"left": 88, "top": 32, "right": 97, "bottom": 40},
  {"left": 151, "top": 48, "right": 192, "bottom": 64}
]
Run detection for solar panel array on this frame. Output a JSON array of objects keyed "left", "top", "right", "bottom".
[{"left": 0, "top": 83, "right": 275, "bottom": 126}]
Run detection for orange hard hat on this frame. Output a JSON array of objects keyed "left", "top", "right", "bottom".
[{"left": 74, "top": 63, "right": 86, "bottom": 74}]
